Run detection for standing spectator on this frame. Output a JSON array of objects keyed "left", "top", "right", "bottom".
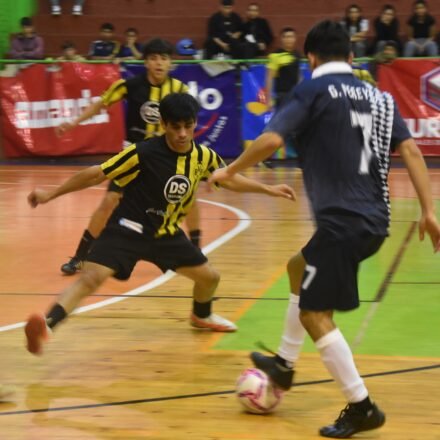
[
  {"left": 89, "top": 23, "right": 120, "bottom": 60},
  {"left": 241, "top": 2, "right": 274, "bottom": 58},
  {"left": 115, "top": 28, "right": 143, "bottom": 62},
  {"left": 340, "top": 4, "right": 369, "bottom": 57},
  {"left": 57, "top": 41, "right": 85, "bottom": 61},
  {"left": 404, "top": 0, "right": 438, "bottom": 57},
  {"left": 9, "top": 17, "right": 44, "bottom": 60},
  {"left": 266, "top": 27, "right": 301, "bottom": 109},
  {"left": 204, "top": 0, "right": 244, "bottom": 59},
  {"left": 372, "top": 4, "right": 401, "bottom": 54},
  {"left": 50, "top": 0, "right": 84, "bottom": 15}
]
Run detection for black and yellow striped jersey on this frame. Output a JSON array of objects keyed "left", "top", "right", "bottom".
[
  {"left": 267, "top": 49, "right": 301, "bottom": 94},
  {"left": 101, "top": 74, "right": 189, "bottom": 142},
  {"left": 101, "top": 135, "right": 224, "bottom": 237}
]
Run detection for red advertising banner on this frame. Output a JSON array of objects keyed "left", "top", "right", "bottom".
[
  {"left": 378, "top": 59, "right": 440, "bottom": 155},
  {"left": 0, "top": 63, "right": 124, "bottom": 157}
]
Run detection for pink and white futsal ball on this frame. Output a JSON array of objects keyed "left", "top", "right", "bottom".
[{"left": 236, "top": 368, "right": 283, "bottom": 414}]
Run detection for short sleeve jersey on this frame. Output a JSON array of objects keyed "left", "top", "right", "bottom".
[
  {"left": 100, "top": 136, "right": 224, "bottom": 237},
  {"left": 265, "top": 62, "right": 411, "bottom": 235},
  {"left": 101, "top": 74, "right": 189, "bottom": 142},
  {"left": 407, "top": 14, "right": 436, "bottom": 39}
]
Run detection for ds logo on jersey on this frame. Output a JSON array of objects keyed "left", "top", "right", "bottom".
[
  {"left": 140, "top": 101, "right": 160, "bottom": 124},
  {"left": 164, "top": 175, "right": 191, "bottom": 203}
]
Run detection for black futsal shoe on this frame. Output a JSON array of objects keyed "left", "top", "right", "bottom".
[
  {"left": 250, "top": 352, "right": 294, "bottom": 391},
  {"left": 320, "top": 402, "right": 385, "bottom": 438},
  {"left": 60, "top": 256, "right": 83, "bottom": 275}
]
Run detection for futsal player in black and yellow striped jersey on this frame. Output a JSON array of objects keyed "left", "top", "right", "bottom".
[
  {"left": 25, "top": 93, "right": 295, "bottom": 355},
  {"left": 266, "top": 27, "right": 301, "bottom": 109},
  {"left": 56, "top": 39, "right": 202, "bottom": 275}
]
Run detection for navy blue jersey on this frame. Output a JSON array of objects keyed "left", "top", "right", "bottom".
[{"left": 266, "top": 62, "right": 411, "bottom": 235}]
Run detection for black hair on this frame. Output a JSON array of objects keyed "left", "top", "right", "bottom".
[
  {"left": 100, "top": 22, "right": 115, "bottom": 31},
  {"left": 125, "top": 27, "right": 138, "bottom": 35},
  {"left": 143, "top": 38, "right": 173, "bottom": 58},
  {"left": 61, "top": 41, "right": 75, "bottom": 50},
  {"left": 382, "top": 4, "right": 395, "bottom": 11},
  {"left": 280, "top": 26, "right": 296, "bottom": 35},
  {"left": 159, "top": 93, "right": 200, "bottom": 124},
  {"left": 304, "top": 20, "right": 350, "bottom": 61},
  {"left": 221, "top": 0, "right": 234, "bottom": 5},
  {"left": 384, "top": 40, "right": 398, "bottom": 49},
  {"left": 20, "top": 17, "right": 33, "bottom": 27}
]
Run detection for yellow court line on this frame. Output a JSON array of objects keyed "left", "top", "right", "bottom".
[{"left": 200, "top": 264, "right": 288, "bottom": 352}]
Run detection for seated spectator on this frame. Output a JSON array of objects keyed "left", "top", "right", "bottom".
[
  {"left": 57, "top": 41, "right": 85, "bottom": 61},
  {"left": 266, "top": 27, "right": 301, "bottom": 109},
  {"left": 115, "top": 28, "right": 143, "bottom": 62},
  {"left": 340, "top": 4, "right": 369, "bottom": 57},
  {"left": 50, "top": 0, "right": 84, "bottom": 16},
  {"left": 204, "top": 0, "right": 244, "bottom": 59},
  {"left": 370, "top": 40, "right": 398, "bottom": 80},
  {"left": 9, "top": 17, "right": 44, "bottom": 60},
  {"left": 372, "top": 4, "right": 401, "bottom": 54},
  {"left": 241, "top": 2, "right": 274, "bottom": 58},
  {"left": 404, "top": 0, "right": 438, "bottom": 57},
  {"left": 89, "top": 22, "right": 120, "bottom": 60}
]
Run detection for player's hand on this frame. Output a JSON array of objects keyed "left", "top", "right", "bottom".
[
  {"left": 419, "top": 212, "right": 440, "bottom": 252},
  {"left": 28, "top": 188, "right": 52, "bottom": 208},
  {"left": 265, "top": 184, "right": 296, "bottom": 201},
  {"left": 55, "top": 122, "right": 75, "bottom": 137},
  {"left": 208, "top": 167, "right": 235, "bottom": 187}
]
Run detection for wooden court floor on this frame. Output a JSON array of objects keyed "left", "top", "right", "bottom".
[{"left": 0, "top": 165, "right": 439, "bottom": 440}]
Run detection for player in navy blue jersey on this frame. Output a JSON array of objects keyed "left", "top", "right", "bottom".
[{"left": 210, "top": 20, "right": 440, "bottom": 439}]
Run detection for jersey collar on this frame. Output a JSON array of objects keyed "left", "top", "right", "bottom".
[{"left": 311, "top": 62, "right": 352, "bottom": 79}]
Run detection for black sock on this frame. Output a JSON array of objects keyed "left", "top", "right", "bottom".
[
  {"left": 189, "top": 229, "right": 201, "bottom": 248},
  {"left": 352, "top": 396, "right": 374, "bottom": 413},
  {"left": 275, "top": 354, "right": 293, "bottom": 369},
  {"left": 75, "top": 229, "right": 95, "bottom": 260},
  {"left": 46, "top": 303, "right": 67, "bottom": 330},
  {"left": 193, "top": 300, "right": 212, "bottom": 318}
]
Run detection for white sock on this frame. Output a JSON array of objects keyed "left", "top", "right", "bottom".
[
  {"left": 315, "top": 328, "right": 368, "bottom": 403},
  {"left": 277, "top": 293, "right": 306, "bottom": 365}
]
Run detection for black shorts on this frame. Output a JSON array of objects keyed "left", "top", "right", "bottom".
[
  {"left": 87, "top": 224, "right": 207, "bottom": 280},
  {"left": 299, "top": 227, "right": 385, "bottom": 312}
]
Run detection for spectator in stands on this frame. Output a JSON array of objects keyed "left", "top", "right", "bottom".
[
  {"left": 9, "top": 17, "right": 44, "bottom": 60},
  {"left": 404, "top": 0, "right": 438, "bottom": 57},
  {"left": 89, "top": 23, "right": 120, "bottom": 60},
  {"left": 57, "top": 41, "right": 85, "bottom": 61},
  {"left": 115, "top": 28, "right": 143, "bottom": 62},
  {"left": 204, "top": 0, "right": 244, "bottom": 59},
  {"left": 340, "top": 4, "right": 369, "bottom": 57},
  {"left": 50, "top": 0, "right": 84, "bottom": 16},
  {"left": 371, "top": 4, "right": 401, "bottom": 55},
  {"left": 241, "top": 2, "right": 274, "bottom": 58},
  {"left": 266, "top": 27, "right": 301, "bottom": 109}
]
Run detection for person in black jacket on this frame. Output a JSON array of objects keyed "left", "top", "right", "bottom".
[
  {"left": 241, "top": 2, "right": 274, "bottom": 58},
  {"left": 204, "top": 0, "right": 244, "bottom": 59},
  {"left": 372, "top": 4, "right": 401, "bottom": 54}
]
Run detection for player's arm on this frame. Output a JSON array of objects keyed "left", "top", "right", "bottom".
[
  {"left": 397, "top": 138, "right": 440, "bottom": 251},
  {"left": 220, "top": 173, "right": 295, "bottom": 200},
  {"left": 209, "top": 132, "right": 283, "bottom": 184},
  {"left": 28, "top": 166, "right": 107, "bottom": 208}
]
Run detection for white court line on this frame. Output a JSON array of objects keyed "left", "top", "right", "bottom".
[{"left": 0, "top": 199, "right": 251, "bottom": 333}]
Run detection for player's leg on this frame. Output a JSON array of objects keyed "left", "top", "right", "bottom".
[
  {"left": 298, "top": 231, "right": 385, "bottom": 438},
  {"left": 26, "top": 261, "right": 115, "bottom": 355},
  {"left": 61, "top": 186, "right": 122, "bottom": 275},
  {"left": 251, "top": 252, "right": 306, "bottom": 390},
  {"left": 185, "top": 200, "right": 202, "bottom": 248},
  {"left": 177, "top": 263, "right": 237, "bottom": 332}
]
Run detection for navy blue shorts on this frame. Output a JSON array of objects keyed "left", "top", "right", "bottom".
[
  {"left": 87, "top": 224, "right": 207, "bottom": 280},
  {"left": 299, "top": 227, "right": 385, "bottom": 311}
]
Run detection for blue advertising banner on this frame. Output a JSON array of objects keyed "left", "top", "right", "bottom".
[{"left": 121, "top": 63, "right": 241, "bottom": 158}]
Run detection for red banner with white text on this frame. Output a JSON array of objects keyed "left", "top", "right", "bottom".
[
  {"left": 0, "top": 63, "right": 124, "bottom": 157},
  {"left": 378, "top": 59, "right": 440, "bottom": 155}
]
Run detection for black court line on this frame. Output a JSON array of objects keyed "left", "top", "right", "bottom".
[
  {"left": 373, "top": 221, "right": 417, "bottom": 303},
  {"left": 0, "top": 292, "right": 378, "bottom": 303},
  {"left": 0, "top": 364, "right": 438, "bottom": 417}
]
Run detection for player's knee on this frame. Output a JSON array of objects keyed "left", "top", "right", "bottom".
[
  {"left": 299, "top": 310, "right": 319, "bottom": 332},
  {"left": 79, "top": 270, "right": 105, "bottom": 295},
  {"left": 200, "top": 266, "right": 220, "bottom": 290}
]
